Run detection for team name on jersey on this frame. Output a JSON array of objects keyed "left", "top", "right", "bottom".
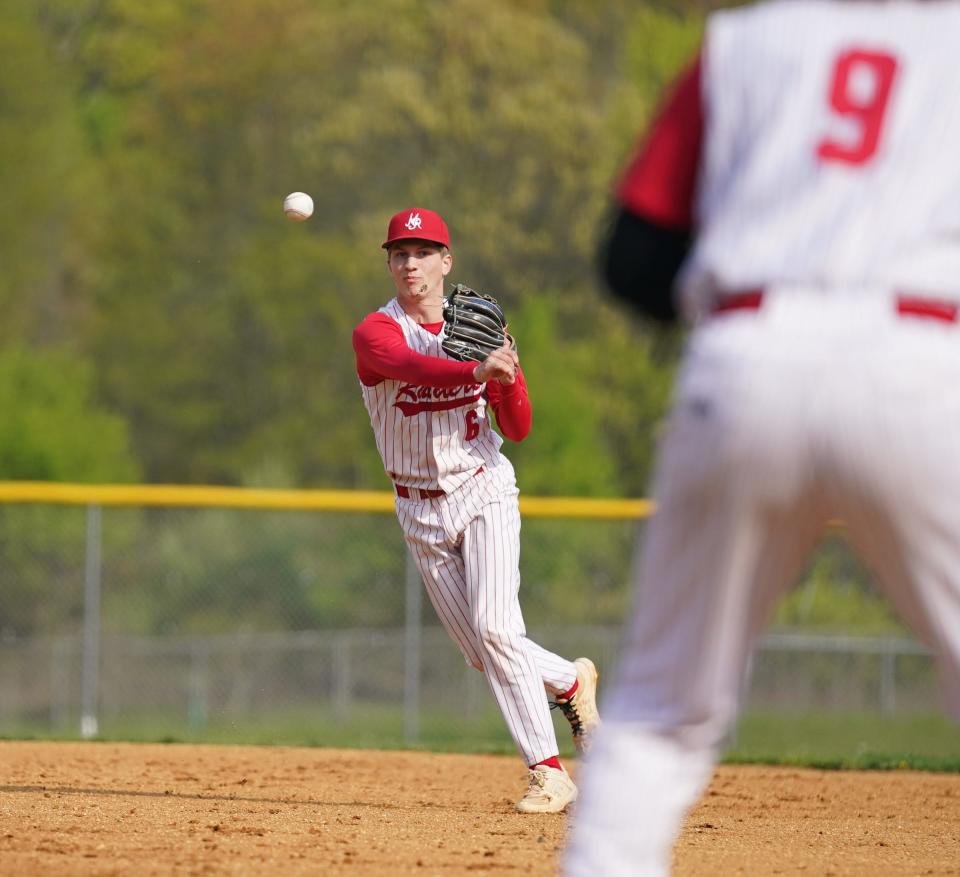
[{"left": 394, "top": 383, "right": 483, "bottom": 416}]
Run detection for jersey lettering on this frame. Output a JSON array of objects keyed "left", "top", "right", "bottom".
[{"left": 817, "top": 49, "right": 898, "bottom": 166}]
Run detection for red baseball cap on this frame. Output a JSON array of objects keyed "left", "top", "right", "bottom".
[{"left": 382, "top": 208, "right": 451, "bottom": 249}]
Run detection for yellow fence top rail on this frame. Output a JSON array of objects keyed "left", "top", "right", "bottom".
[{"left": 0, "top": 481, "right": 654, "bottom": 520}]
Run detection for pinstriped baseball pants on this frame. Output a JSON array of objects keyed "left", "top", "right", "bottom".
[
  {"left": 396, "top": 462, "right": 577, "bottom": 767},
  {"left": 565, "top": 295, "right": 960, "bottom": 875}
]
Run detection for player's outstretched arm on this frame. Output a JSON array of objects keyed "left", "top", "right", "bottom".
[{"left": 353, "top": 313, "right": 478, "bottom": 387}]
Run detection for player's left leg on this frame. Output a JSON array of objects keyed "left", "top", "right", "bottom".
[
  {"left": 455, "top": 467, "right": 581, "bottom": 694},
  {"left": 566, "top": 312, "right": 832, "bottom": 875},
  {"left": 833, "top": 324, "right": 960, "bottom": 723},
  {"left": 449, "top": 470, "right": 577, "bottom": 811},
  {"left": 459, "top": 487, "right": 560, "bottom": 768},
  {"left": 845, "top": 508, "right": 960, "bottom": 722},
  {"left": 522, "top": 640, "right": 577, "bottom": 695},
  {"left": 505, "top": 607, "right": 603, "bottom": 754},
  {"left": 564, "top": 487, "right": 826, "bottom": 875}
]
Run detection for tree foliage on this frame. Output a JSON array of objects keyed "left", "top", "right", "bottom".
[
  {"left": 0, "top": 1, "right": 710, "bottom": 636},
  {"left": 0, "top": 346, "right": 139, "bottom": 636},
  {"left": 0, "top": 347, "right": 138, "bottom": 482},
  {"left": 0, "top": 3, "right": 900, "bottom": 639},
  {"left": 4, "top": 0, "right": 703, "bottom": 491}
]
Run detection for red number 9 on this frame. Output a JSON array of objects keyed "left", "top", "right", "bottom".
[{"left": 817, "top": 49, "right": 898, "bottom": 166}]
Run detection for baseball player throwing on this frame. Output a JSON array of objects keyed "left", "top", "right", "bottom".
[
  {"left": 353, "top": 207, "right": 600, "bottom": 813},
  {"left": 565, "top": 0, "right": 960, "bottom": 872}
]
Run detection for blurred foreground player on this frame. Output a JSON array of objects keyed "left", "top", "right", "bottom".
[{"left": 565, "top": 0, "right": 960, "bottom": 873}]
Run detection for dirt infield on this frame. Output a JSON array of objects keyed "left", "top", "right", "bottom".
[{"left": 0, "top": 742, "right": 957, "bottom": 875}]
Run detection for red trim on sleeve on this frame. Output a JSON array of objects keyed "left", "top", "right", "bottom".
[
  {"left": 617, "top": 54, "right": 703, "bottom": 230},
  {"left": 352, "top": 312, "right": 478, "bottom": 387},
  {"left": 485, "top": 368, "right": 532, "bottom": 442}
]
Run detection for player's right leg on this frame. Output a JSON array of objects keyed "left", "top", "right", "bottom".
[{"left": 397, "top": 498, "right": 486, "bottom": 671}]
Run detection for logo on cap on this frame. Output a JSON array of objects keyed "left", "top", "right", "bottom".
[{"left": 383, "top": 207, "right": 450, "bottom": 249}]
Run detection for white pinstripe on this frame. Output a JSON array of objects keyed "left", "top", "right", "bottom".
[{"left": 359, "top": 301, "right": 577, "bottom": 767}]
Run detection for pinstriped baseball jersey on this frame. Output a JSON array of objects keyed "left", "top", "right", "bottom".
[
  {"left": 360, "top": 298, "right": 506, "bottom": 493},
  {"left": 679, "top": 0, "right": 960, "bottom": 313},
  {"left": 355, "top": 291, "right": 578, "bottom": 769}
]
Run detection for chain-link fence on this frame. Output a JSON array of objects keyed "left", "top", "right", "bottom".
[{"left": 0, "top": 484, "right": 945, "bottom": 753}]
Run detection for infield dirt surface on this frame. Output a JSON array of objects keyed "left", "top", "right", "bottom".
[{"left": 0, "top": 741, "right": 957, "bottom": 875}]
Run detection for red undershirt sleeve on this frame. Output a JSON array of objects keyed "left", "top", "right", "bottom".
[
  {"left": 486, "top": 369, "right": 532, "bottom": 442},
  {"left": 353, "top": 312, "right": 478, "bottom": 387},
  {"left": 616, "top": 53, "right": 704, "bottom": 230}
]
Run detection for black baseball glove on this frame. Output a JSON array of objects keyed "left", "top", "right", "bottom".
[{"left": 441, "top": 283, "right": 514, "bottom": 362}]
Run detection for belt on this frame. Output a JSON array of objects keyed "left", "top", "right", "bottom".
[
  {"left": 394, "top": 466, "right": 485, "bottom": 501},
  {"left": 394, "top": 484, "right": 445, "bottom": 500},
  {"left": 712, "top": 290, "right": 959, "bottom": 323},
  {"left": 712, "top": 289, "right": 764, "bottom": 315},
  {"left": 896, "top": 296, "right": 959, "bottom": 322}
]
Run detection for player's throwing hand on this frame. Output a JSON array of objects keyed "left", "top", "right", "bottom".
[{"left": 474, "top": 338, "right": 518, "bottom": 385}]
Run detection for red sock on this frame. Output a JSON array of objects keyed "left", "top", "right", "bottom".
[
  {"left": 532, "top": 756, "right": 563, "bottom": 771},
  {"left": 559, "top": 679, "right": 579, "bottom": 701}
]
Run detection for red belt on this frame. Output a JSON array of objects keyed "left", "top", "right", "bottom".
[
  {"left": 394, "top": 466, "right": 484, "bottom": 501},
  {"left": 713, "top": 290, "right": 959, "bottom": 323},
  {"left": 712, "top": 289, "right": 765, "bottom": 315},
  {"left": 896, "top": 296, "right": 959, "bottom": 322},
  {"left": 394, "top": 484, "right": 445, "bottom": 500}
]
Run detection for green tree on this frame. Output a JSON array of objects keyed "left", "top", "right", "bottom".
[
  {"left": 0, "top": 0, "right": 93, "bottom": 346},
  {"left": 0, "top": 347, "right": 137, "bottom": 483},
  {"left": 18, "top": 0, "right": 705, "bottom": 496},
  {"left": 0, "top": 346, "right": 139, "bottom": 636}
]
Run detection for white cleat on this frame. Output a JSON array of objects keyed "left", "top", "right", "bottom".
[
  {"left": 554, "top": 657, "right": 601, "bottom": 754},
  {"left": 515, "top": 765, "right": 578, "bottom": 814}
]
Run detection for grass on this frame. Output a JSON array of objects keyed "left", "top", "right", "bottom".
[
  {"left": 724, "top": 710, "right": 960, "bottom": 772},
  {"left": 3, "top": 707, "right": 957, "bottom": 772}
]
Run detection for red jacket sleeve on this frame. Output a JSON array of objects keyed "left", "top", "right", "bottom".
[
  {"left": 617, "top": 53, "right": 704, "bottom": 230},
  {"left": 485, "top": 369, "right": 532, "bottom": 442},
  {"left": 353, "top": 312, "right": 478, "bottom": 387}
]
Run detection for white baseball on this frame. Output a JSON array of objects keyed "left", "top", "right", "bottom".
[{"left": 283, "top": 191, "right": 314, "bottom": 221}]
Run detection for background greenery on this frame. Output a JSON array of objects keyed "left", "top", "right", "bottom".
[
  {"left": 3, "top": 0, "right": 702, "bottom": 495},
  {"left": 1, "top": 1, "right": 952, "bottom": 769},
  {"left": 1, "top": 0, "right": 906, "bottom": 634},
  {"left": 2, "top": 0, "right": 702, "bottom": 631}
]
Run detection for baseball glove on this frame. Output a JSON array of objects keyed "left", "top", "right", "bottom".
[{"left": 441, "top": 283, "right": 514, "bottom": 362}]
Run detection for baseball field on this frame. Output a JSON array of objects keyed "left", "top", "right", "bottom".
[{"left": 2, "top": 740, "right": 957, "bottom": 875}]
